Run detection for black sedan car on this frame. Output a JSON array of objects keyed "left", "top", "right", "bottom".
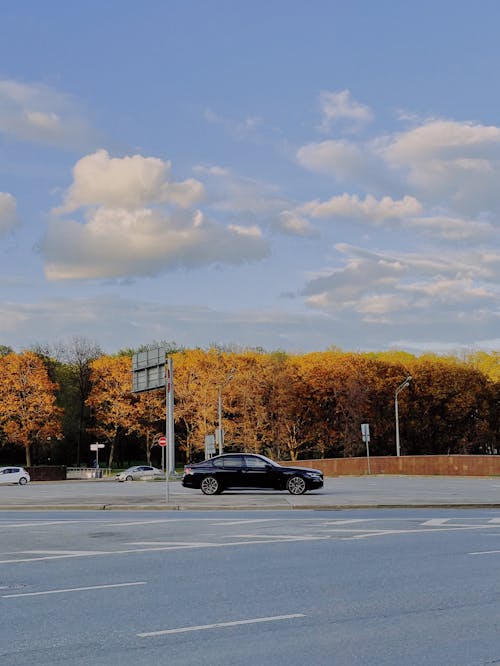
[{"left": 182, "top": 453, "right": 323, "bottom": 495}]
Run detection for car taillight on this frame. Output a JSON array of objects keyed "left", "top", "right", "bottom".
[{"left": 184, "top": 466, "right": 192, "bottom": 474}]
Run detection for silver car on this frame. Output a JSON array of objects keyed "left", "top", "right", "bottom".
[
  {"left": 116, "top": 465, "right": 163, "bottom": 482},
  {"left": 0, "top": 466, "right": 30, "bottom": 485}
]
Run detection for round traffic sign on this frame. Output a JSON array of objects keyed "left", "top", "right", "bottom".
[{"left": 158, "top": 436, "right": 167, "bottom": 447}]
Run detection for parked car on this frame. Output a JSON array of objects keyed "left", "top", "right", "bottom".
[
  {"left": 116, "top": 465, "right": 163, "bottom": 482},
  {"left": 0, "top": 466, "right": 30, "bottom": 485},
  {"left": 182, "top": 453, "right": 323, "bottom": 495}
]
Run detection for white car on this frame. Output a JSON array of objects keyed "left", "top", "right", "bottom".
[
  {"left": 0, "top": 466, "right": 30, "bottom": 485},
  {"left": 116, "top": 465, "right": 163, "bottom": 482}
]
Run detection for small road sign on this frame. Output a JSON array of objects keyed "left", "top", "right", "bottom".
[
  {"left": 158, "top": 436, "right": 167, "bottom": 447},
  {"left": 90, "top": 443, "right": 105, "bottom": 451}
]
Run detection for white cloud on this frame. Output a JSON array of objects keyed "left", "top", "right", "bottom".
[
  {"left": 381, "top": 120, "right": 500, "bottom": 215},
  {"left": 0, "top": 79, "right": 99, "bottom": 149},
  {"left": 57, "top": 150, "right": 204, "bottom": 213},
  {"left": 42, "top": 152, "right": 273, "bottom": 280},
  {"left": 301, "top": 244, "right": 500, "bottom": 333},
  {"left": 296, "top": 139, "right": 367, "bottom": 180},
  {"left": 407, "top": 215, "right": 493, "bottom": 240},
  {"left": 0, "top": 193, "right": 19, "bottom": 235},
  {"left": 43, "top": 206, "right": 269, "bottom": 280},
  {"left": 192, "top": 164, "right": 314, "bottom": 236},
  {"left": 318, "top": 89, "right": 373, "bottom": 133},
  {"left": 300, "top": 193, "right": 422, "bottom": 223}
]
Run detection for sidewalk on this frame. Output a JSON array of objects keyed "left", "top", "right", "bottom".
[{"left": 2, "top": 475, "right": 500, "bottom": 510}]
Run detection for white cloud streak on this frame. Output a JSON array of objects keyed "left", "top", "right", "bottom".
[
  {"left": 0, "top": 79, "right": 99, "bottom": 149},
  {"left": 318, "top": 89, "right": 373, "bottom": 133}
]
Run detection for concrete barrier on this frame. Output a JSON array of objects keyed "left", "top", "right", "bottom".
[{"left": 285, "top": 455, "right": 500, "bottom": 477}]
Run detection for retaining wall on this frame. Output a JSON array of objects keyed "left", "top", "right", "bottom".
[{"left": 288, "top": 455, "right": 500, "bottom": 477}]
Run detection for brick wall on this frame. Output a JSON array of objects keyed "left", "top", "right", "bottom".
[{"left": 284, "top": 455, "right": 500, "bottom": 477}]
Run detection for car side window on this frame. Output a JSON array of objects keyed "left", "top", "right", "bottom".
[
  {"left": 223, "top": 456, "right": 243, "bottom": 469},
  {"left": 212, "top": 458, "right": 224, "bottom": 468},
  {"left": 244, "top": 456, "right": 267, "bottom": 469}
]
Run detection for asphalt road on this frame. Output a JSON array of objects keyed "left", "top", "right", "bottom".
[
  {"left": 2, "top": 508, "right": 500, "bottom": 665},
  {"left": 2, "top": 474, "right": 500, "bottom": 509}
]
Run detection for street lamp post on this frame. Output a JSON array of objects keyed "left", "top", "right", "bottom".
[{"left": 395, "top": 376, "right": 412, "bottom": 457}]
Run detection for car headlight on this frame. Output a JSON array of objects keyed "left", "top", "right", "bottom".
[{"left": 305, "top": 471, "right": 322, "bottom": 478}]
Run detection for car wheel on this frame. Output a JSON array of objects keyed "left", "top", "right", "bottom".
[
  {"left": 18, "top": 477, "right": 28, "bottom": 485},
  {"left": 126, "top": 475, "right": 133, "bottom": 481},
  {"left": 200, "top": 475, "right": 221, "bottom": 495},
  {"left": 286, "top": 475, "right": 306, "bottom": 495}
]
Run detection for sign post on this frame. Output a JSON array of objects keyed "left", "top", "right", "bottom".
[
  {"left": 158, "top": 436, "right": 169, "bottom": 504},
  {"left": 361, "top": 424, "right": 371, "bottom": 475},
  {"left": 90, "top": 443, "right": 105, "bottom": 476},
  {"left": 131, "top": 348, "right": 176, "bottom": 504}
]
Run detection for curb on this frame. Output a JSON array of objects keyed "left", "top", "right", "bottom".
[{"left": 4, "top": 502, "right": 500, "bottom": 511}]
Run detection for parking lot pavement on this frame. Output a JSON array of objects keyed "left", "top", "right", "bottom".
[{"left": 1, "top": 474, "right": 500, "bottom": 510}]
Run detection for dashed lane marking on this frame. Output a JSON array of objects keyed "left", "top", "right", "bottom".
[
  {"left": 2, "top": 581, "right": 146, "bottom": 598},
  {"left": 137, "top": 613, "right": 306, "bottom": 637}
]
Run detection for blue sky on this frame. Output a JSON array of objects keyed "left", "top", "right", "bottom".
[{"left": 1, "top": 0, "right": 500, "bottom": 354}]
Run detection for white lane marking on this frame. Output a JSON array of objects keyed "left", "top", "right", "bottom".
[
  {"left": 126, "top": 542, "right": 215, "bottom": 547},
  {"left": 488, "top": 518, "right": 500, "bottom": 523},
  {"left": 0, "top": 537, "right": 330, "bottom": 564},
  {"left": 2, "top": 581, "right": 146, "bottom": 598},
  {"left": 319, "top": 519, "right": 375, "bottom": 525},
  {"left": 209, "top": 519, "right": 278, "bottom": 526},
  {"left": 469, "top": 549, "right": 500, "bottom": 555},
  {"left": 421, "top": 519, "right": 450, "bottom": 526},
  {"left": 22, "top": 550, "right": 106, "bottom": 555},
  {"left": 137, "top": 613, "right": 306, "bottom": 637}
]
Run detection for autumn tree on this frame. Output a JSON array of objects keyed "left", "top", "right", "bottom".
[
  {"left": 173, "top": 348, "right": 225, "bottom": 461},
  {"left": 86, "top": 354, "right": 135, "bottom": 467},
  {"left": 0, "top": 351, "right": 62, "bottom": 466},
  {"left": 132, "top": 388, "right": 165, "bottom": 464}
]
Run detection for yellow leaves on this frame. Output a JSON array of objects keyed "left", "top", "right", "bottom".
[{"left": 0, "top": 351, "right": 62, "bottom": 465}]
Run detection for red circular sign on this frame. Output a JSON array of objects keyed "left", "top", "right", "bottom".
[{"left": 158, "top": 436, "right": 167, "bottom": 447}]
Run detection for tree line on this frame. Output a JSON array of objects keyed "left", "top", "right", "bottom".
[{"left": 0, "top": 339, "right": 499, "bottom": 467}]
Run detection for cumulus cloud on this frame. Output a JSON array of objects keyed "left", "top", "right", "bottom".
[
  {"left": 0, "top": 193, "right": 19, "bottom": 235},
  {"left": 296, "top": 139, "right": 367, "bottom": 181},
  {"left": 318, "top": 90, "right": 373, "bottom": 133},
  {"left": 43, "top": 206, "right": 269, "bottom": 280},
  {"left": 300, "top": 193, "right": 422, "bottom": 223},
  {"left": 0, "top": 79, "right": 99, "bottom": 149},
  {"left": 43, "top": 152, "right": 270, "bottom": 280},
  {"left": 57, "top": 150, "right": 204, "bottom": 213},
  {"left": 380, "top": 120, "right": 500, "bottom": 215}
]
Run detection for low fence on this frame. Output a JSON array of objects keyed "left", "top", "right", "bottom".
[
  {"left": 66, "top": 467, "right": 114, "bottom": 479},
  {"left": 289, "top": 455, "right": 500, "bottom": 477}
]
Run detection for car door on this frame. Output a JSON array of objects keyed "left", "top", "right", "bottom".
[
  {"left": 242, "top": 455, "right": 274, "bottom": 488},
  {"left": 0, "top": 468, "right": 18, "bottom": 484},
  {"left": 219, "top": 455, "right": 245, "bottom": 488}
]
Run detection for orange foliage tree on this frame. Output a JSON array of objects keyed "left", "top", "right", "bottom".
[
  {"left": 0, "top": 351, "right": 62, "bottom": 466},
  {"left": 86, "top": 355, "right": 136, "bottom": 467}
]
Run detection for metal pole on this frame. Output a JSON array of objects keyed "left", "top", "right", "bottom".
[
  {"left": 395, "top": 376, "right": 411, "bottom": 457},
  {"left": 395, "top": 395, "right": 400, "bottom": 457},
  {"left": 218, "top": 387, "right": 223, "bottom": 455},
  {"left": 167, "top": 357, "right": 175, "bottom": 475}
]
